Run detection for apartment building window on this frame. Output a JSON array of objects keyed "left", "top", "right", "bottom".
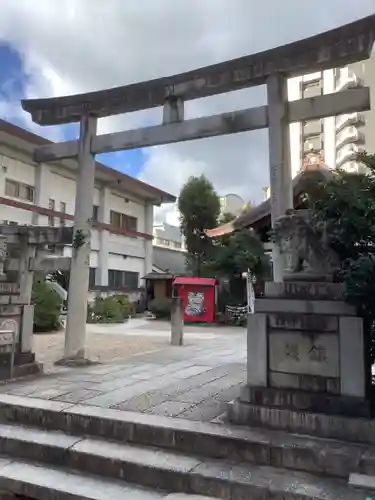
[
  {"left": 92, "top": 205, "right": 99, "bottom": 223},
  {"left": 301, "top": 80, "right": 322, "bottom": 99},
  {"left": 59, "top": 202, "right": 66, "bottom": 226},
  {"left": 303, "top": 134, "right": 323, "bottom": 154},
  {"left": 302, "top": 119, "right": 323, "bottom": 138},
  {"left": 48, "top": 199, "right": 55, "bottom": 227},
  {"left": 88, "top": 268, "right": 96, "bottom": 289},
  {"left": 5, "top": 179, "right": 35, "bottom": 202},
  {"left": 108, "top": 270, "right": 139, "bottom": 290},
  {"left": 110, "top": 210, "right": 137, "bottom": 233}
]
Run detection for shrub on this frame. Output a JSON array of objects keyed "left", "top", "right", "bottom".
[
  {"left": 112, "top": 294, "right": 135, "bottom": 317},
  {"left": 87, "top": 296, "right": 125, "bottom": 323},
  {"left": 148, "top": 297, "right": 173, "bottom": 319},
  {"left": 32, "top": 280, "right": 62, "bottom": 333}
]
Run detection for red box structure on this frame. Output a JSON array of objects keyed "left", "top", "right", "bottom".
[{"left": 173, "top": 277, "right": 219, "bottom": 323}]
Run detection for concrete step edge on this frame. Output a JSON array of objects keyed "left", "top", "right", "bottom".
[
  {"left": 0, "top": 456, "right": 167, "bottom": 499},
  {"left": 0, "top": 394, "right": 373, "bottom": 478},
  {"left": 0, "top": 452, "right": 364, "bottom": 500},
  {"left": 0, "top": 421, "right": 370, "bottom": 497}
]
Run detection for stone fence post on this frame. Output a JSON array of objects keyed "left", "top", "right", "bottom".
[{"left": 171, "top": 297, "right": 184, "bottom": 346}]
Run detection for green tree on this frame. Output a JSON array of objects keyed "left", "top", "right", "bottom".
[
  {"left": 210, "top": 212, "right": 271, "bottom": 302},
  {"left": 306, "top": 153, "right": 375, "bottom": 368},
  {"left": 178, "top": 175, "right": 221, "bottom": 276},
  {"left": 306, "top": 158, "right": 375, "bottom": 262}
]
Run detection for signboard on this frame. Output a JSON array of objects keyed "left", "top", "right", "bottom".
[
  {"left": 185, "top": 291, "right": 205, "bottom": 317},
  {"left": 269, "top": 331, "right": 339, "bottom": 378}
]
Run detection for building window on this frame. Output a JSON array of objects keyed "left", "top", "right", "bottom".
[
  {"left": 303, "top": 134, "right": 322, "bottom": 153},
  {"left": 302, "top": 119, "right": 323, "bottom": 138},
  {"left": 88, "top": 268, "right": 96, "bottom": 289},
  {"left": 108, "top": 270, "right": 139, "bottom": 290},
  {"left": 92, "top": 205, "right": 99, "bottom": 223},
  {"left": 19, "top": 184, "right": 35, "bottom": 202},
  {"left": 110, "top": 210, "right": 138, "bottom": 233},
  {"left": 301, "top": 80, "right": 322, "bottom": 99},
  {"left": 124, "top": 271, "right": 139, "bottom": 289},
  {"left": 59, "top": 202, "right": 66, "bottom": 226},
  {"left": 48, "top": 199, "right": 55, "bottom": 227},
  {"left": 5, "top": 179, "right": 35, "bottom": 202},
  {"left": 5, "top": 180, "right": 17, "bottom": 198}
]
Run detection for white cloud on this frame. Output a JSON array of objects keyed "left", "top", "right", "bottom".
[{"left": 0, "top": 0, "right": 373, "bottom": 223}]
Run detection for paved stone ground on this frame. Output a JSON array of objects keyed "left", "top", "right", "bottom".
[
  {"left": 33, "top": 319, "right": 173, "bottom": 372},
  {"left": 2, "top": 322, "right": 246, "bottom": 423}
]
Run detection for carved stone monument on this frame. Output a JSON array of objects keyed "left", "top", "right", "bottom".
[
  {"left": 272, "top": 209, "right": 340, "bottom": 281},
  {"left": 229, "top": 210, "right": 371, "bottom": 440},
  {"left": 0, "top": 225, "right": 72, "bottom": 379}
]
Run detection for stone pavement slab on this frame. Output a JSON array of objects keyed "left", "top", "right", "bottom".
[
  {"left": 164, "top": 496, "right": 217, "bottom": 499},
  {"left": 0, "top": 327, "right": 246, "bottom": 423}
]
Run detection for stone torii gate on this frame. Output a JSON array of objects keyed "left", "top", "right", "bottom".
[{"left": 22, "top": 15, "right": 374, "bottom": 363}]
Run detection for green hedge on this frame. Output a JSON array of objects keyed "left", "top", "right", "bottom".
[
  {"left": 148, "top": 297, "right": 172, "bottom": 319},
  {"left": 87, "top": 294, "right": 135, "bottom": 323},
  {"left": 32, "top": 281, "right": 62, "bottom": 333}
]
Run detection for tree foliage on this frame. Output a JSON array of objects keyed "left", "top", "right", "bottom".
[
  {"left": 178, "top": 175, "right": 269, "bottom": 303},
  {"left": 208, "top": 212, "right": 271, "bottom": 302},
  {"left": 178, "top": 175, "right": 221, "bottom": 276},
  {"left": 211, "top": 213, "right": 270, "bottom": 280},
  {"left": 306, "top": 157, "right": 375, "bottom": 261},
  {"left": 306, "top": 153, "right": 375, "bottom": 365}
]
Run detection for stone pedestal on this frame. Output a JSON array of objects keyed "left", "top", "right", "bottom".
[
  {"left": 0, "top": 280, "right": 40, "bottom": 379},
  {"left": 229, "top": 281, "right": 371, "bottom": 437}
]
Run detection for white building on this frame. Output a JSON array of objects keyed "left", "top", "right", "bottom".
[
  {"left": 220, "top": 193, "right": 245, "bottom": 217},
  {"left": 0, "top": 119, "right": 175, "bottom": 291},
  {"left": 153, "top": 222, "right": 186, "bottom": 251},
  {"left": 259, "top": 52, "right": 375, "bottom": 198},
  {"left": 287, "top": 50, "right": 374, "bottom": 177}
]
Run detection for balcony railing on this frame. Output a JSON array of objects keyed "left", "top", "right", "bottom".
[
  {"left": 336, "top": 73, "right": 364, "bottom": 92},
  {"left": 340, "top": 161, "right": 362, "bottom": 173},
  {"left": 336, "top": 112, "right": 365, "bottom": 132},
  {"left": 336, "top": 144, "right": 365, "bottom": 168},
  {"left": 336, "top": 126, "right": 365, "bottom": 150}
]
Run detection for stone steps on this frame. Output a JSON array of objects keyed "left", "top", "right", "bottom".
[
  {"left": 1, "top": 394, "right": 375, "bottom": 479},
  {"left": 0, "top": 425, "right": 364, "bottom": 500},
  {"left": 0, "top": 457, "right": 168, "bottom": 499},
  {"left": 228, "top": 398, "right": 375, "bottom": 444},
  {"left": 0, "top": 394, "right": 372, "bottom": 498}
]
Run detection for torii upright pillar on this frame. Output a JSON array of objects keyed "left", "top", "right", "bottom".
[
  {"left": 57, "top": 114, "right": 98, "bottom": 364},
  {"left": 267, "top": 74, "right": 293, "bottom": 283}
]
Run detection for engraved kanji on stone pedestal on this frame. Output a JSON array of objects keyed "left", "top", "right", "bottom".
[{"left": 230, "top": 279, "right": 370, "bottom": 441}]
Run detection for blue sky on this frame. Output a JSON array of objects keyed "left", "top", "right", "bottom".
[{"left": 0, "top": 43, "right": 146, "bottom": 178}]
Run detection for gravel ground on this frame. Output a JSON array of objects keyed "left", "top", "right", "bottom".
[{"left": 33, "top": 329, "right": 168, "bottom": 373}]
